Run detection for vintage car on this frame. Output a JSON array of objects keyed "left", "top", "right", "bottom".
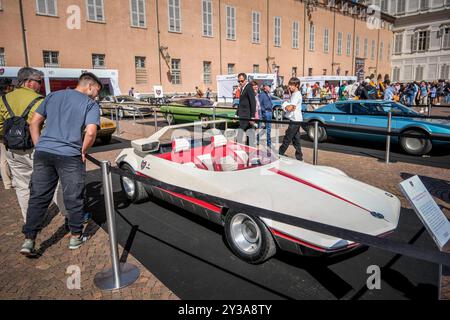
[
  {"left": 303, "top": 100, "right": 450, "bottom": 155},
  {"left": 100, "top": 95, "right": 153, "bottom": 118},
  {"left": 83, "top": 117, "right": 116, "bottom": 144},
  {"left": 159, "top": 98, "right": 237, "bottom": 129},
  {"left": 115, "top": 122, "right": 401, "bottom": 264}
]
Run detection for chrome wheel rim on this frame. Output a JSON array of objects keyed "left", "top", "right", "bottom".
[
  {"left": 308, "top": 124, "right": 324, "bottom": 140},
  {"left": 201, "top": 117, "right": 209, "bottom": 129},
  {"left": 405, "top": 137, "right": 424, "bottom": 152},
  {"left": 273, "top": 109, "right": 282, "bottom": 121},
  {"left": 122, "top": 176, "right": 135, "bottom": 198},
  {"left": 166, "top": 113, "right": 173, "bottom": 125},
  {"left": 230, "top": 213, "right": 261, "bottom": 254}
]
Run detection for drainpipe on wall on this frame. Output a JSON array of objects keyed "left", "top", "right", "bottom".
[
  {"left": 156, "top": 0, "right": 162, "bottom": 85},
  {"left": 331, "top": 9, "right": 336, "bottom": 75},
  {"left": 266, "top": 0, "right": 270, "bottom": 73},
  {"left": 302, "top": 3, "right": 306, "bottom": 76},
  {"left": 376, "top": 28, "right": 380, "bottom": 76},
  {"left": 19, "top": 0, "right": 29, "bottom": 67},
  {"left": 352, "top": 17, "right": 356, "bottom": 76},
  {"left": 219, "top": 0, "right": 222, "bottom": 74}
]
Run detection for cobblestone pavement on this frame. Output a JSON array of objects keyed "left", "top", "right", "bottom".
[
  {"left": 1, "top": 115, "right": 449, "bottom": 300},
  {"left": 0, "top": 158, "right": 178, "bottom": 300}
]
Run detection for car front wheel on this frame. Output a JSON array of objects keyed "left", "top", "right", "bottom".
[
  {"left": 307, "top": 121, "right": 328, "bottom": 142},
  {"left": 400, "top": 129, "right": 432, "bottom": 155},
  {"left": 120, "top": 163, "right": 149, "bottom": 203},
  {"left": 273, "top": 108, "right": 283, "bottom": 121},
  {"left": 224, "top": 212, "right": 276, "bottom": 264}
]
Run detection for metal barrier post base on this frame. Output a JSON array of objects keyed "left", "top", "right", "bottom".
[{"left": 94, "top": 262, "right": 140, "bottom": 291}]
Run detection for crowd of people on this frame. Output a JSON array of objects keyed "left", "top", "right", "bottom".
[
  {"left": 0, "top": 67, "right": 102, "bottom": 256},
  {"left": 270, "top": 74, "right": 450, "bottom": 107}
]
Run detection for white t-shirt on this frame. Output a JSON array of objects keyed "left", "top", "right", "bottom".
[
  {"left": 282, "top": 90, "right": 303, "bottom": 122},
  {"left": 306, "top": 87, "right": 313, "bottom": 99}
]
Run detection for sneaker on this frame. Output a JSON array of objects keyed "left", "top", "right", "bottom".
[
  {"left": 69, "top": 234, "right": 86, "bottom": 250},
  {"left": 20, "top": 239, "right": 37, "bottom": 257}
]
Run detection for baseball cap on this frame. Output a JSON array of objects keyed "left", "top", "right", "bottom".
[{"left": 79, "top": 72, "right": 103, "bottom": 90}]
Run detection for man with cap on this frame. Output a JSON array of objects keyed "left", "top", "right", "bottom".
[
  {"left": 0, "top": 67, "right": 45, "bottom": 221},
  {"left": 20, "top": 72, "right": 101, "bottom": 256}
]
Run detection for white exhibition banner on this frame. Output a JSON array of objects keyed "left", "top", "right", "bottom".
[
  {"left": 399, "top": 175, "right": 450, "bottom": 252},
  {"left": 153, "top": 85, "right": 164, "bottom": 98}
]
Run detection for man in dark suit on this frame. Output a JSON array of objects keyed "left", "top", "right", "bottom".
[{"left": 236, "top": 73, "right": 256, "bottom": 145}]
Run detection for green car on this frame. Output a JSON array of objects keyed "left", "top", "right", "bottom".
[{"left": 160, "top": 98, "right": 237, "bottom": 128}]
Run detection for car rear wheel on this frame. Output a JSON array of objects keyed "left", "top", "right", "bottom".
[
  {"left": 224, "top": 212, "right": 276, "bottom": 264},
  {"left": 200, "top": 116, "right": 211, "bottom": 129},
  {"left": 120, "top": 163, "right": 149, "bottom": 203},
  {"left": 307, "top": 121, "right": 328, "bottom": 142},
  {"left": 400, "top": 129, "right": 432, "bottom": 155},
  {"left": 273, "top": 108, "right": 283, "bottom": 121}
]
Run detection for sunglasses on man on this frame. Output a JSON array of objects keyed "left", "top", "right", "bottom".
[
  {"left": 238, "top": 79, "right": 245, "bottom": 83},
  {"left": 27, "top": 78, "right": 42, "bottom": 85}
]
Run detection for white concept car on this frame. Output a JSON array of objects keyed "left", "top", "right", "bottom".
[{"left": 115, "top": 122, "right": 401, "bottom": 264}]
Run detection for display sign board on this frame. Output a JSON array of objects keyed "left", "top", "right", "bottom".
[
  {"left": 355, "top": 58, "right": 365, "bottom": 83},
  {"left": 153, "top": 85, "right": 164, "bottom": 98},
  {"left": 400, "top": 175, "right": 450, "bottom": 252}
]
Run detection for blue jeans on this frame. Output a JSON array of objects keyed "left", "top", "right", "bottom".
[
  {"left": 264, "top": 111, "right": 272, "bottom": 148},
  {"left": 23, "top": 151, "right": 86, "bottom": 239}
]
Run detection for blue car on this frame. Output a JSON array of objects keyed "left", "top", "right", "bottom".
[
  {"left": 303, "top": 100, "right": 450, "bottom": 155},
  {"left": 233, "top": 95, "right": 307, "bottom": 121}
]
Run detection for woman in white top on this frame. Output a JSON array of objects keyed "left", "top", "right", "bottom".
[{"left": 279, "top": 77, "right": 304, "bottom": 161}]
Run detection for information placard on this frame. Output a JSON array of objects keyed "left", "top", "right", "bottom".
[
  {"left": 153, "top": 85, "right": 164, "bottom": 98},
  {"left": 399, "top": 175, "right": 450, "bottom": 252}
]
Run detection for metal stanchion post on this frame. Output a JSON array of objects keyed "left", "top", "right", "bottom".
[
  {"left": 153, "top": 108, "right": 158, "bottom": 132},
  {"left": 213, "top": 105, "right": 216, "bottom": 129},
  {"left": 132, "top": 106, "right": 136, "bottom": 124},
  {"left": 94, "top": 161, "right": 140, "bottom": 290},
  {"left": 313, "top": 122, "right": 319, "bottom": 165},
  {"left": 116, "top": 107, "right": 121, "bottom": 136},
  {"left": 428, "top": 99, "right": 432, "bottom": 117},
  {"left": 385, "top": 111, "right": 392, "bottom": 164}
]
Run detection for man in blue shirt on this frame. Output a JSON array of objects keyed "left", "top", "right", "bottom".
[
  {"left": 20, "top": 73, "right": 101, "bottom": 256},
  {"left": 258, "top": 84, "right": 273, "bottom": 149}
]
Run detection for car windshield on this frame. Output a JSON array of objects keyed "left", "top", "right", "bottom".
[
  {"left": 117, "top": 96, "right": 136, "bottom": 103},
  {"left": 380, "top": 102, "right": 420, "bottom": 116},
  {"left": 188, "top": 99, "right": 213, "bottom": 107}
]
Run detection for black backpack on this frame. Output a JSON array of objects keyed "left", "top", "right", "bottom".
[{"left": 1, "top": 95, "right": 43, "bottom": 151}]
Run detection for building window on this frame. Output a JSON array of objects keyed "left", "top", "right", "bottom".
[
  {"left": 274, "top": 17, "right": 281, "bottom": 47},
  {"left": 419, "top": 0, "right": 429, "bottom": 10},
  {"left": 308, "top": 68, "right": 313, "bottom": 77},
  {"left": 131, "top": 0, "right": 146, "bottom": 27},
  {"left": 441, "top": 27, "right": 450, "bottom": 49},
  {"left": 396, "top": 0, "right": 405, "bottom": 14},
  {"left": 387, "top": 43, "right": 391, "bottom": 59},
  {"left": 92, "top": 54, "right": 105, "bottom": 69},
  {"left": 292, "top": 67, "right": 297, "bottom": 77},
  {"left": 394, "top": 33, "right": 403, "bottom": 54},
  {"left": 252, "top": 11, "right": 260, "bottom": 43},
  {"left": 168, "top": 0, "right": 181, "bottom": 33},
  {"left": 355, "top": 36, "right": 360, "bottom": 57},
  {"left": 381, "top": 0, "right": 388, "bottom": 12},
  {"left": 346, "top": 33, "right": 352, "bottom": 56},
  {"left": 227, "top": 63, "right": 235, "bottom": 74},
  {"left": 0, "top": 48, "right": 5, "bottom": 66},
  {"left": 364, "top": 38, "right": 368, "bottom": 58},
  {"left": 226, "top": 6, "right": 236, "bottom": 40},
  {"left": 309, "top": 24, "right": 315, "bottom": 51},
  {"left": 36, "top": 0, "right": 57, "bottom": 16},
  {"left": 87, "top": 0, "right": 104, "bottom": 22},
  {"left": 171, "top": 59, "right": 181, "bottom": 84},
  {"left": 411, "top": 30, "right": 430, "bottom": 52},
  {"left": 202, "top": 0, "right": 213, "bottom": 37},
  {"left": 292, "top": 21, "right": 299, "bottom": 49},
  {"left": 379, "top": 42, "right": 384, "bottom": 61},
  {"left": 371, "top": 40, "right": 376, "bottom": 60},
  {"left": 203, "top": 61, "right": 211, "bottom": 84},
  {"left": 415, "top": 65, "right": 424, "bottom": 81},
  {"left": 253, "top": 64, "right": 259, "bottom": 73},
  {"left": 392, "top": 67, "right": 400, "bottom": 82},
  {"left": 440, "top": 64, "right": 450, "bottom": 79},
  {"left": 135, "top": 56, "right": 147, "bottom": 84},
  {"left": 323, "top": 28, "right": 329, "bottom": 53},
  {"left": 135, "top": 56, "right": 146, "bottom": 68},
  {"left": 337, "top": 32, "right": 343, "bottom": 55},
  {"left": 43, "top": 51, "right": 59, "bottom": 67}
]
